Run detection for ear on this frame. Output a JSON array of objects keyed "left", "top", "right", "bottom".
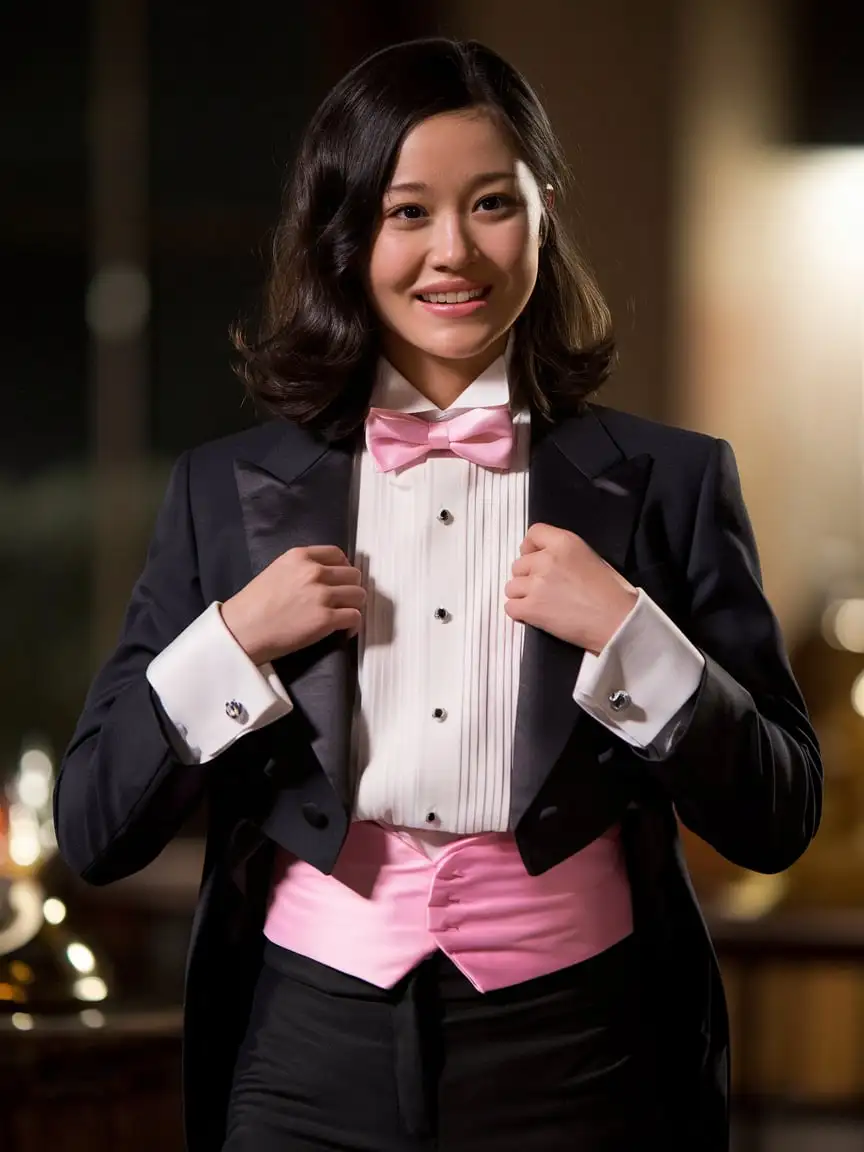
[{"left": 539, "top": 184, "right": 555, "bottom": 248}]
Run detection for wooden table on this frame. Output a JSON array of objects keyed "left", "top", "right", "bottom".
[
  {"left": 710, "top": 907, "right": 864, "bottom": 1151},
  {"left": 1, "top": 1008, "right": 183, "bottom": 1152}
]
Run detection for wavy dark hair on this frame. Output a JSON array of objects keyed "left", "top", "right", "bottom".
[{"left": 232, "top": 37, "right": 615, "bottom": 441}]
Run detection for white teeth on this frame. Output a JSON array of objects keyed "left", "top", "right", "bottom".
[{"left": 419, "top": 288, "right": 485, "bottom": 304}]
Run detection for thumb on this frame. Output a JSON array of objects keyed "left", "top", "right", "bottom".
[{"left": 520, "top": 522, "right": 554, "bottom": 554}]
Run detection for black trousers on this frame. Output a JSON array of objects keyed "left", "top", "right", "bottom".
[{"left": 223, "top": 935, "right": 661, "bottom": 1151}]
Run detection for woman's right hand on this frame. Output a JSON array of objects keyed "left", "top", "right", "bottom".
[{"left": 220, "top": 545, "right": 365, "bottom": 666}]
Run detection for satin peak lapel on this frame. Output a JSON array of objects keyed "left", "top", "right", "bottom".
[
  {"left": 510, "top": 409, "right": 653, "bottom": 827},
  {"left": 234, "top": 423, "right": 357, "bottom": 805}
]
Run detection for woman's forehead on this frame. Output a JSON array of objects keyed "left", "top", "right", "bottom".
[{"left": 389, "top": 110, "right": 519, "bottom": 186}]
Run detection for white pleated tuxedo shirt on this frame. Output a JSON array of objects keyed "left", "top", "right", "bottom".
[{"left": 147, "top": 353, "right": 704, "bottom": 843}]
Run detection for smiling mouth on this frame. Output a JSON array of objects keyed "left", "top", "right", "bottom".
[{"left": 416, "top": 287, "right": 490, "bottom": 304}]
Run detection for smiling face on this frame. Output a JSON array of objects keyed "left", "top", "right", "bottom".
[{"left": 367, "top": 108, "right": 546, "bottom": 391}]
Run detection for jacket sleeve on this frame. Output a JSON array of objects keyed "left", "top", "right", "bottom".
[
  {"left": 647, "top": 438, "right": 822, "bottom": 874},
  {"left": 54, "top": 451, "right": 226, "bottom": 884}
]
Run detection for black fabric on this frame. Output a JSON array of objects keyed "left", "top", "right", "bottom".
[
  {"left": 222, "top": 937, "right": 657, "bottom": 1152},
  {"left": 53, "top": 404, "right": 824, "bottom": 1151}
]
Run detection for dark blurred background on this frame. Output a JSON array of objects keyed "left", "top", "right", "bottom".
[{"left": 3, "top": 2, "right": 864, "bottom": 1149}]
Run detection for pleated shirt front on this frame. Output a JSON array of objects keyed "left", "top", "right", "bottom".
[{"left": 350, "top": 352, "right": 529, "bottom": 836}]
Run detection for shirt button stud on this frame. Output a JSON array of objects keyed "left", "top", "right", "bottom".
[
  {"left": 432, "top": 707, "right": 447, "bottom": 722},
  {"left": 436, "top": 508, "right": 453, "bottom": 524},
  {"left": 426, "top": 811, "right": 437, "bottom": 824},
  {"left": 608, "top": 690, "right": 632, "bottom": 713},
  {"left": 434, "top": 607, "right": 450, "bottom": 622}
]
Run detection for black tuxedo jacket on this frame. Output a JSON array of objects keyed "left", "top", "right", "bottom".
[{"left": 54, "top": 403, "right": 821, "bottom": 1151}]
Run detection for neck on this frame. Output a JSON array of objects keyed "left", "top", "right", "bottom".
[{"left": 382, "top": 334, "right": 508, "bottom": 410}]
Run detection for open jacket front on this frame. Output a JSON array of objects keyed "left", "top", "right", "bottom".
[{"left": 55, "top": 402, "right": 822, "bottom": 1152}]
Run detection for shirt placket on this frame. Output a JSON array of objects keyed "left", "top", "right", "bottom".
[{"left": 418, "top": 454, "right": 468, "bottom": 830}]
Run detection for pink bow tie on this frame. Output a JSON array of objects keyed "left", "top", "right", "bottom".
[{"left": 365, "top": 406, "right": 515, "bottom": 473}]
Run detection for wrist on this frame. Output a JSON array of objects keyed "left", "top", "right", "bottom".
[
  {"left": 220, "top": 597, "right": 264, "bottom": 664},
  {"left": 595, "top": 587, "right": 639, "bottom": 653}
]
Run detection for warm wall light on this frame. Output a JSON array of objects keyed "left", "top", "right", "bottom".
[
  {"left": 822, "top": 599, "right": 864, "bottom": 651},
  {"left": 42, "top": 898, "right": 66, "bottom": 925},
  {"left": 16, "top": 750, "right": 53, "bottom": 810},
  {"left": 850, "top": 670, "right": 864, "bottom": 718},
  {"left": 66, "top": 942, "right": 96, "bottom": 975},
  {"left": 8, "top": 807, "right": 41, "bottom": 868},
  {"left": 73, "top": 977, "right": 108, "bottom": 1003},
  {"left": 782, "top": 150, "right": 864, "bottom": 282}
]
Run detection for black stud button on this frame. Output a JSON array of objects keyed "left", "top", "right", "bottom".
[
  {"left": 432, "top": 707, "right": 447, "bottom": 721},
  {"left": 434, "top": 607, "right": 449, "bottom": 621},
  {"left": 436, "top": 508, "right": 453, "bottom": 524},
  {"left": 426, "top": 811, "right": 437, "bottom": 824}
]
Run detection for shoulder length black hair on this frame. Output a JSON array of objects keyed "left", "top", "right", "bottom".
[{"left": 232, "top": 37, "right": 615, "bottom": 441}]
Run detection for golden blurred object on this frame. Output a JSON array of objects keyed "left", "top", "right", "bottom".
[
  {"left": 712, "top": 872, "right": 790, "bottom": 921},
  {"left": 778, "top": 607, "right": 864, "bottom": 906},
  {"left": 1, "top": 740, "right": 113, "bottom": 1021},
  {"left": 0, "top": 875, "right": 113, "bottom": 1018},
  {"left": 723, "top": 955, "right": 864, "bottom": 1099},
  {"left": 2, "top": 741, "right": 57, "bottom": 877},
  {"left": 684, "top": 598, "right": 864, "bottom": 910}
]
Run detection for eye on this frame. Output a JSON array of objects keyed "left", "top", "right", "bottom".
[
  {"left": 389, "top": 204, "right": 427, "bottom": 221},
  {"left": 475, "top": 194, "right": 516, "bottom": 212}
]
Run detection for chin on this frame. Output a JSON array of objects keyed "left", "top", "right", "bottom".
[{"left": 418, "top": 327, "right": 504, "bottom": 363}]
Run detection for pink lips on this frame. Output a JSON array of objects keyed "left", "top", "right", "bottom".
[{"left": 415, "top": 286, "right": 491, "bottom": 318}]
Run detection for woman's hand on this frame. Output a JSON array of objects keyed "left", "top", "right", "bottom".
[
  {"left": 221, "top": 545, "right": 365, "bottom": 665},
  {"left": 504, "top": 523, "right": 637, "bottom": 655}
]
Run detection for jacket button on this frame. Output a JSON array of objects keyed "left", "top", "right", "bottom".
[
  {"left": 538, "top": 806, "right": 559, "bottom": 821},
  {"left": 301, "top": 802, "right": 329, "bottom": 830}
]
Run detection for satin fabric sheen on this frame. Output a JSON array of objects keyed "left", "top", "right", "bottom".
[{"left": 264, "top": 820, "right": 633, "bottom": 992}]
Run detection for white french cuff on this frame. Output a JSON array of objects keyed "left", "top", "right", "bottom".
[
  {"left": 573, "top": 589, "right": 705, "bottom": 749},
  {"left": 146, "top": 601, "right": 293, "bottom": 765}
]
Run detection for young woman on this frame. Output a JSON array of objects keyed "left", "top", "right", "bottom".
[{"left": 54, "top": 37, "right": 821, "bottom": 1152}]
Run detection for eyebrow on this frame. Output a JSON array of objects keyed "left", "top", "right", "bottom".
[{"left": 386, "top": 170, "right": 518, "bottom": 195}]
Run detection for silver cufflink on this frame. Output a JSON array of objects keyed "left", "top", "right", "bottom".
[
  {"left": 608, "top": 690, "right": 631, "bottom": 713},
  {"left": 225, "top": 700, "right": 246, "bottom": 721}
]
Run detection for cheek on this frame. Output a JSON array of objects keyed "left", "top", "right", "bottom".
[
  {"left": 483, "top": 220, "right": 540, "bottom": 293},
  {"left": 368, "top": 234, "right": 420, "bottom": 302}
]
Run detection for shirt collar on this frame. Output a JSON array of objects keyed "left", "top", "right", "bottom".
[{"left": 370, "top": 335, "right": 513, "bottom": 421}]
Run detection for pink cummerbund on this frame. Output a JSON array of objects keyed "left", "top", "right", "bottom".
[{"left": 263, "top": 821, "right": 633, "bottom": 993}]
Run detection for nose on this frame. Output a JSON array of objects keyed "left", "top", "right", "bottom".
[{"left": 430, "top": 211, "right": 475, "bottom": 269}]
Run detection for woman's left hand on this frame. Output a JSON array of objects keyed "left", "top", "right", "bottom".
[{"left": 504, "top": 522, "right": 638, "bottom": 655}]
